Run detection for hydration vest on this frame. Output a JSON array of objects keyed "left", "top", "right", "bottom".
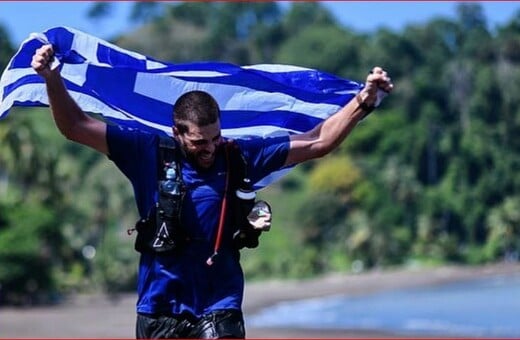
[{"left": 131, "top": 136, "right": 261, "bottom": 255}]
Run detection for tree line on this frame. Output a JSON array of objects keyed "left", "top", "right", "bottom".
[{"left": 0, "top": 2, "right": 519, "bottom": 305}]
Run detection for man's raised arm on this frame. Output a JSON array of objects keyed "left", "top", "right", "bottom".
[
  {"left": 31, "top": 44, "right": 108, "bottom": 155},
  {"left": 285, "top": 66, "right": 393, "bottom": 167}
]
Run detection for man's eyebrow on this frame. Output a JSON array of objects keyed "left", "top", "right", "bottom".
[
  {"left": 186, "top": 132, "right": 221, "bottom": 145},
  {"left": 190, "top": 134, "right": 220, "bottom": 145}
]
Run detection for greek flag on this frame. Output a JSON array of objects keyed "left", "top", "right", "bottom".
[{"left": 0, "top": 26, "right": 363, "bottom": 188}]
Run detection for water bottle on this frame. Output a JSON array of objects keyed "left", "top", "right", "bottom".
[
  {"left": 161, "top": 167, "right": 179, "bottom": 196},
  {"left": 155, "top": 166, "right": 181, "bottom": 252}
]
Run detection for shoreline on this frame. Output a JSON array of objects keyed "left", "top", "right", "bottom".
[
  {"left": 244, "top": 261, "right": 520, "bottom": 314},
  {"left": 1, "top": 262, "right": 519, "bottom": 338},
  {"left": 244, "top": 262, "right": 520, "bottom": 338}
]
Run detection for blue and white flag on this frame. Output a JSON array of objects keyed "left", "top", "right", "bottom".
[{"left": 0, "top": 26, "right": 364, "bottom": 188}]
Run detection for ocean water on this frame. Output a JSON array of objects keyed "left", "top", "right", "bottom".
[{"left": 247, "top": 274, "right": 520, "bottom": 337}]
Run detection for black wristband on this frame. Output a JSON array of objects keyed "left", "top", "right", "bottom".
[{"left": 356, "top": 93, "right": 375, "bottom": 114}]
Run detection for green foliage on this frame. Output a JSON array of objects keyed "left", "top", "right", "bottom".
[
  {"left": 275, "top": 25, "right": 362, "bottom": 75},
  {"left": 0, "top": 23, "right": 14, "bottom": 71},
  {"left": 282, "top": 2, "right": 336, "bottom": 32},
  {"left": 93, "top": 223, "right": 137, "bottom": 294},
  {"left": 2, "top": 1, "right": 520, "bottom": 303},
  {"left": 484, "top": 196, "right": 520, "bottom": 261},
  {"left": 0, "top": 109, "right": 138, "bottom": 304},
  {"left": 308, "top": 156, "right": 362, "bottom": 201},
  {"left": 0, "top": 201, "right": 57, "bottom": 305}
]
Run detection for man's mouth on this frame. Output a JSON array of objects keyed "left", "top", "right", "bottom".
[
  {"left": 199, "top": 152, "right": 213, "bottom": 161},
  {"left": 198, "top": 152, "right": 214, "bottom": 167}
]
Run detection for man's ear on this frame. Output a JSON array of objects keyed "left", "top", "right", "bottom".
[{"left": 172, "top": 126, "right": 179, "bottom": 137}]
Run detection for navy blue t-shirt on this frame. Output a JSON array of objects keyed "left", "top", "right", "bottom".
[{"left": 106, "top": 124, "right": 290, "bottom": 317}]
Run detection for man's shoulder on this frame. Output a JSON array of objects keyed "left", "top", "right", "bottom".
[
  {"left": 107, "top": 124, "right": 162, "bottom": 159},
  {"left": 231, "top": 133, "right": 290, "bottom": 149},
  {"left": 108, "top": 124, "right": 161, "bottom": 140},
  {"left": 157, "top": 134, "right": 176, "bottom": 149},
  {"left": 227, "top": 134, "right": 281, "bottom": 146},
  {"left": 226, "top": 134, "right": 290, "bottom": 168}
]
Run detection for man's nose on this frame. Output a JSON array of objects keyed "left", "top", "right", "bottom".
[{"left": 204, "top": 141, "right": 218, "bottom": 154}]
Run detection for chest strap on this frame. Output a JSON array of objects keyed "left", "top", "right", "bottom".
[{"left": 206, "top": 142, "right": 232, "bottom": 266}]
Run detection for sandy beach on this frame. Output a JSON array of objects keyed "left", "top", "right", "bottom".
[{"left": 1, "top": 262, "right": 519, "bottom": 338}]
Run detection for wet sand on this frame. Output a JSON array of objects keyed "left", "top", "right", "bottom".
[{"left": 1, "top": 262, "right": 518, "bottom": 338}]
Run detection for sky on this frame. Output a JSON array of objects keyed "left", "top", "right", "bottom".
[{"left": 0, "top": 1, "right": 519, "bottom": 47}]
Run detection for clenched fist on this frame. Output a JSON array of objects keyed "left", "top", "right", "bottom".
[
  {"left": 358, "top": 66, "right": 394, "bottom": 109},
  {"left": 31, "top": 44, "right": 56, "bottom": 79}
]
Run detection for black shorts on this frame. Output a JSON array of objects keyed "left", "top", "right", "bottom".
[{"left": 136, "top": 309, "right": 245, "bottom": 339}]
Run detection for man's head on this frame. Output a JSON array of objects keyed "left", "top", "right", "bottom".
[{"left": 173, "top": 91, "right": 222, "bottom": 169}]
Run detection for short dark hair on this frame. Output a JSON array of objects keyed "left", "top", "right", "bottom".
[{"left": 173, "top": 91, "right": 220, "bottom": 134}]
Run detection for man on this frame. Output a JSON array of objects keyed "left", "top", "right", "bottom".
[{"left": 31, "top": 44, "right": 393, "bottom": 338}]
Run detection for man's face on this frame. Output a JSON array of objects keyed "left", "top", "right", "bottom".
[{"left": 174, "top": 120, "right": 222, "bottom": 169}]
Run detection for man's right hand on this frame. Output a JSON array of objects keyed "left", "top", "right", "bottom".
[{"left": 31, "top": 44, "right": 56, "bottom": 79}]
